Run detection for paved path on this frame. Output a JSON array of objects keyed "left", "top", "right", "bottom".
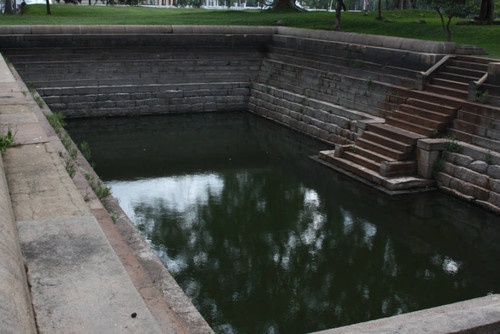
[{"left": 0, "top": 54, "right": 190, "bottom": 333}]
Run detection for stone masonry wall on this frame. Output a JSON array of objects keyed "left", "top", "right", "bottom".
[{"left": 436, "top": 142, "right": 500, "bottom": 213}]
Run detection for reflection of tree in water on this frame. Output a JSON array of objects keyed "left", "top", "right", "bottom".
[{"left": 131, "top": 169, "right": 479, "bottom": 334}]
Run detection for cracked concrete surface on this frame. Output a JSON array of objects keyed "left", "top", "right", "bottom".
[{"left": 3, "top": 143, "right": 90, "bottom": 221}]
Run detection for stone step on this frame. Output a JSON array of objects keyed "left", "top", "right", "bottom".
[
  {"left": 386, "top": 117, "right": 437, "bottom": 136},
  {"left": 367, "top": 123, "right": 424, "bottom": 145},
  {"left": 390, "top": 110, "right": 444, "bottom": 130},
  {"left": 442, "top": 65, "right": 485, "bottom": 79},
  {"left": 399, "top": 89, "right": 464, "bottom": 109},
  {"left": 30, "top": 74, "right": 254, "bottom": 88},
  {"left": 425, "top": 84, "right": 468, "bottom": 100},
  {"left": 356, "top": 137, "right": 409, "bottom": 160},
  {"left": 432, "top": 78, "right": 469, "bottom": 91},
  {"left": 458, "top": 110, "right": 500, "bottom": 129},
  {"left": 438, "top": 71, "right": 479, "bottom": 84},
  {"left": 381, "top": 160, "right": 417, "bottom": 177},
  {"left": 461, "top": 103, "right": 500, "bottom": 119},
  {"left": 450, "top": 59, "right": 488, "bottom": 72},
  {"left": 361, "top": 131, "right": 414, "bottom": 153},
  {"left": 252, "top": 84, "right": 364, "bottom": 123},
  {"left": 453, "top": 119, "right": 500, "bottom": 141},
  {"left": 456, "top": 55, "right": 492, "bottom": 65},
  {"left": 267, "top": 47, "right": 417, "bottom": 86},
  {"left": 20, "top": 69, "right": 257, "bottom": 83},
  {"left": 13, "top": 62, "right": 262, "bottom": 74},
  {"left": 255, "top": 70, "right": 389, "bottom": 118},
  {"left": 39, "top": 82, "right": 248, "bottom": 95},
  {"left": 482, "top": 83, "right": 500, "bottom": 97},
  {"left": 447, "top": 129, "right": 500, "bottom": 151},
  {"left": 348, "top": 144, "right": 396, "bottom": 163},
  {"left": 319, "top": 152, "right": 435, "bottom": 192},
  {"left": 405, "top": 97, "right": 458, "bottom": 115},
  {"left": 5, "top": 47, "right": 263, "bottom": 61},
  {"left": 399, "top": 104, "right": 454, "bottom": 122},
  {"left": 343, "top": 151, "right": 380, "bottom": 172},
  {"left": 319, "top": 152, "right": 386, "bottom": 186}
]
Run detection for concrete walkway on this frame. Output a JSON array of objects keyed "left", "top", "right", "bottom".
[{"left": 0, "top": 54, "right": 193, "bottom": 333}]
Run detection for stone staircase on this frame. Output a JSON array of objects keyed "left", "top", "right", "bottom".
[
  {"left": 319, "top": 60, "right": 486, "bottom": 191},
  {"left": 426, "top": 56, "right": 489, "bottom": 100},
  {"left": 319, "top": 54, "right": 500, "bottom": 192}
]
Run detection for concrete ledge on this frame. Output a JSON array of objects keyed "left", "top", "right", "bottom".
[
  {"left": 313, "top": 294, "right": 500, "bottom": 334},
  {"left": 275, "top": 26, "right": 458, "bottom": 54},
  {"left": 17, "top": 216, "right": 163, "bottom": 334},
  {"left": 0, "top": 25, "right": 275, "bottom": 35},
  {"left": 0, "top": 25, "right": 462, "bottom": 55}
]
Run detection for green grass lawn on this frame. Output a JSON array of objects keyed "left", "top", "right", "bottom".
[{"left": 1, "top": 5, "right": 499, "bottom": 58}]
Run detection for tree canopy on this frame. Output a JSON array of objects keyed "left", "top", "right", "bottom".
[{"left": 424, "top": 0, "right": 476, "bottom": 41}]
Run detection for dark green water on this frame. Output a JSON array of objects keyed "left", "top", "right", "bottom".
[{"left": 66, "top": 112, "right": 500, "bottom": 334}]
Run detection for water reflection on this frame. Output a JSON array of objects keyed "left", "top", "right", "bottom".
[{"left": 66, "top": 112, "right": 500, "bottom": 334}]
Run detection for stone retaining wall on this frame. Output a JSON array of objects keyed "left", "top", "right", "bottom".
[
  {"left": 418, "top": 138, "right": 500, "bottom": 214},
  {"left": 1, "top": 26, "right": 499, "bottom": 334},
  {"left": 438, "top": 143, "right": 500, "bottom": 213},
  {"left": 0, "top": 151, "right": 36, "bottom": 334}
]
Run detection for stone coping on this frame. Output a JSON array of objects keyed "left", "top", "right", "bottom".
[
  {"left": 0, "top": 25, "right": 459, "bottom": 54},
  {"left": 313, "top": 294, "right": 500, "bottom": 334}
]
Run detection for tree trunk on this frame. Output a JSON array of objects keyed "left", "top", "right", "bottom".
[
  {"left": 445, "top": 16, "right": 452, "bottom": 41},
  {"left": 376, "top": 0, "right": 382, "bottom": 20},
  {"left": 4, "top": 0, "right": 13, "bottom": 14},
  {"left": 333, "top": 0, "right": 343, "bottom": 31},
  {"left": 436, "top": 8, "right": 451, "bottom": 42},
  {"left": 478, "top": 0, "right": 494, "bottom": 22},
  {"left": 271, "top": 0, "right": 301, "bottom": 10},
  {"left": 46, "top": 0, "right": 51, "bottom": 14}
]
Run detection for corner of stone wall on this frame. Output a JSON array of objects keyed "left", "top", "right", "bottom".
[
  {"left": 417, "top": 138, "right": 500, "bottom": 215},
  {"left": 0, "top": 152, "right": 37, "bottom": 334}
]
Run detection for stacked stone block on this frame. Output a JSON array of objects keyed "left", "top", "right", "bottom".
[{"left": 436, "top": 144, "right": 500, "bottom": 213}]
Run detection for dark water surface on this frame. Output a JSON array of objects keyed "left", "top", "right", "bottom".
[{"left": 66, "top": 112, "right": 500, "bottom": 334}]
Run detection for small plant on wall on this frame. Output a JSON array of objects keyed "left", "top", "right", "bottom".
[{"left": 446, "top": 136, "right": 462, "bottom": 153}]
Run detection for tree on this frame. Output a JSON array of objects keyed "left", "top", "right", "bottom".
[
  {"left": 46, "top": 0, "right": 51, "bottom": 14},
  {"left": 424, "top": 0, "right": 476, "bottom": 41},
  {"left": 478, "top": 0, "right": 494, "bottom": 22},
  {"left": 376, "top": 0, "right": 382, "bottom": 20},
  {"left": 4, "top": 0, "right": 13, "bottom": 14},
  {"left": 333, "top": 0, "right": 345, "bottom": 31}
]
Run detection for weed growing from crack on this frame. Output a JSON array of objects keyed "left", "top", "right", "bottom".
[
  {"left": 446, "top": 137, "right": 462, "bottom": 153},
  {"left": 46, "top": 112, "right": 66, "bottom": 135},
  {"left": 0, "top": 128, "right": 15, "bottom": 152},
  {"left": 85, "top": 173, "right": 111, "bottom": 202},
  {"left": 59, "top": 151, "right": 77, "bottom": 178},
  {"left": 433, "top": 158, "right": 445, "bottom": 175},
  {"left": 485, "top": 150, "right": 493, "bottom": 165}
]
